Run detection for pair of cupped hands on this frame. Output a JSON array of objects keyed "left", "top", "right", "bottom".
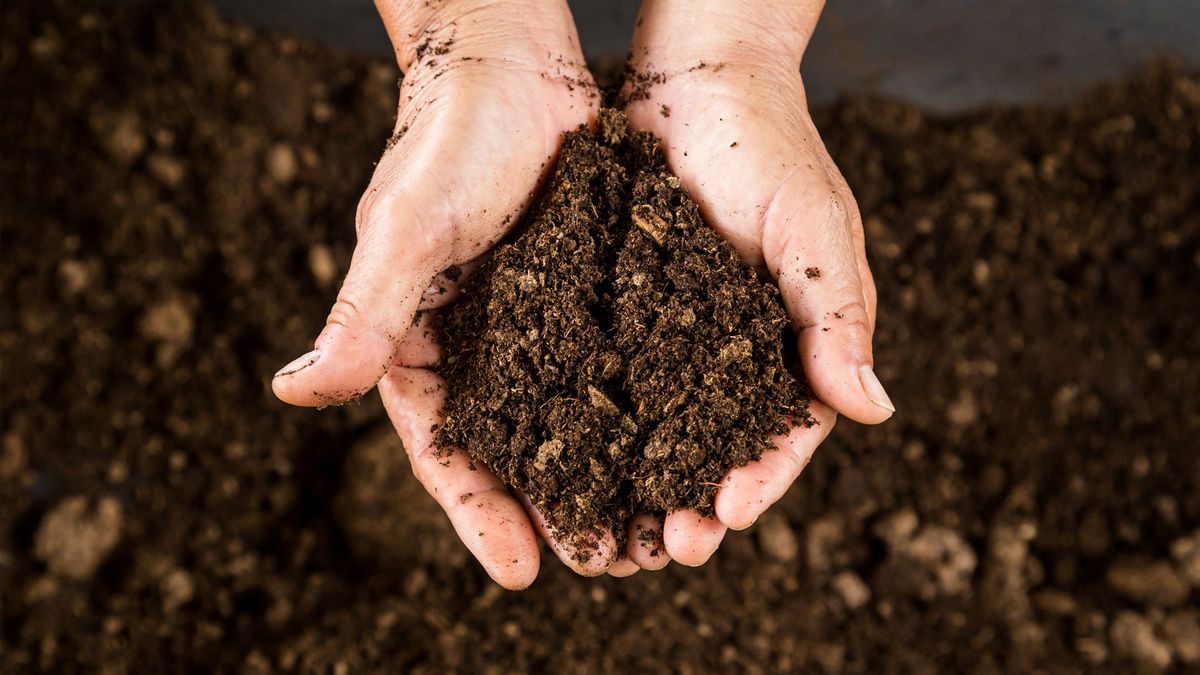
[{"left": 273, "top": 0, "right": 893, "bottom": 588}]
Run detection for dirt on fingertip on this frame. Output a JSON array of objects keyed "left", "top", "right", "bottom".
[{"left": 434, "top": 109, "right": 812, "bottom": 548}]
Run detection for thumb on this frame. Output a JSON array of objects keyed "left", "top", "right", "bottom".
[
  {"left": 765, "top": 179, "right": 894, "bottom": 424},
  {"left": 273, "top": 194, "right": 447, "bottom": 407}
]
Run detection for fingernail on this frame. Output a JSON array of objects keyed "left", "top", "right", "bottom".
[
  {"left": 274, "top": 349, "right": 320, "bottom": 378},
  {"left": 858, "top": 364, "right": 896, "bottom": 414}
]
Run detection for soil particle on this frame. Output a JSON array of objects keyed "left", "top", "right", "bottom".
[
  {"left": 57, "top": 259, "right": 92, "bottom": 296},
  {"left": 1170, "top": 529, "right": 1200, "bottom": 587},
  {"left": 618, "top": 67, "right": 667, "bottom": 105},
  {"left": 91, "top": 109, "right": 146, "bottom": 164},
  {"left": 1163, "top": 611, "right": 1200, "bottom": 665},
  {"left": 266, "top": 142, "right": 299, "bottom": 184},
  {"left": 872, "top": 508, "right": 918, "bottom": 548},
  {"left": 147, "top": 152, "right": 187, "bottom": 187},
  {"left": 1105, "top": 557, "right": 1192, "bottom": 607},
  {"left": 981, "top": 521, "right": 1040, "bottom": 635},
  {"left": 806, "top": 513, "right": 849, "bottom": 574},
  {"left": 1032, "top": 588, "right": 1078, "bottom": 616},
  {"left": 140, "top": 296, "right": 195, "bottom": 366},
  {"left": 0, "top": 433, "right": 27, "bottom": 479},
  {"left": 140, "top": 297, "right": 194, "bottom": 344},
  {"left": 636, "top": 524, "right": 664, "bottom": 555},
  {"left": 1109, "top": 611, "right": 1173, "bottom": 671},
  {"left": 307, "top": 244, "right": 339, "bottom": 287},
  {"left": 34, "top": 495, "right": 124, "bottom": 580},
  {"left": 435, "top": 109, "right": 810, "bottom": 543},
  {"left": 874, "top": 511, "right": 977, "bottom": 599},
  {"left": 756, "top": 514, "right": 799, "bottom": 562},
  {"left": 945, "top": 388, "right": 979, "bottom": 427},
  {"left": 831, "top": 571, "right": 871, "bottom": 610},
  {"left": 160, "top": 567, "right": 196, "bottom": 612}
]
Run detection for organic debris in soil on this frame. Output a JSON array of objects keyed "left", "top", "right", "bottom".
[{"left": 435, "top": 110, "right": 812, "bottom": 544}]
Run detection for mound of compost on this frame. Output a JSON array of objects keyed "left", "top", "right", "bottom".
[{"left": 435, "top": 110, "right": 811, "bottom": 542}]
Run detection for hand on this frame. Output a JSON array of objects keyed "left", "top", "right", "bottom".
[
  {"left": 271, "top": 0, "right": 612, "bottom": 588},
  {"left": 614, "top": 0, "right": 895, "bottom": 571}
]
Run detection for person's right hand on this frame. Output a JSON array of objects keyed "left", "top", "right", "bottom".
[{"left": 271, "top": 0, "right": 613, "bottom": 589}]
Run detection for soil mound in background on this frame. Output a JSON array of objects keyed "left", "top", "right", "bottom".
[
  {"left": 2, "top": 1, "right": 1198, "bottom": 673},
  {"left": 436, "top": 109, "right": 810, "bottom": 542}
]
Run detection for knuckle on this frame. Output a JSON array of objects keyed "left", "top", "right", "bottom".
[
  {"left": 807, "top": 401, "right": 839, "bottom": 432},
  {"left": 763, "top": 172, "right": 861, "bottom": 261},
  {"left": 410, "top": 441, "right": 441, "bottom": 467},
  {"left": 325, "top": 292, "right": 369, "bottom": 331},
  {"left": 789, "top": 448, "right": 816, "bottom": 476},
  {"left": 356, "top": 185, "right": 451, "bottom": 263},
  {"left": 783, "top": 436, "right": 818, "bottom": 471},
  {"left": 816, "top": 188, "right": 862, "bottom": 237},
  {"left": 820, "top": 297, "right": 873, "bottom": 355},
  {"left": 828, "top": 298, "right": 870, "bottom": 324},
  {"left": 354, "top": 188, "right": 383, "bottom": 238}
]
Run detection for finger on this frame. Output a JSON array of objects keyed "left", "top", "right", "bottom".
[
  {"left": 714, "top": 400, "right": 837, "bottom": 530},
  {"left": 858, "top": 258, "right": 878, "bottom": 331},
  {"left": 851, "top": 218, "right": 878, "bottom": 330},
  {"left": 607, "top": 556, "right": 641, "bottom": 578},
  {"left": 518, "top": 493, "right": 618, "bottom": 577},
  {"left": 762, "top": 177, "right": 894, "bottom": 424},
  {"left": 273, "top": 196, "right": 447, "bottom": 406},
  {"left": 377, "top": 366, "right": 539, "bottom": 590},
  {"left": 663, "top": 510, "right": 727, "bottom": 566},
  {"left": 626, "top": 514, "right": 671, "bottom": 571}
]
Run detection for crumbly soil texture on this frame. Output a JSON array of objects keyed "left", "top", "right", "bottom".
[
  {"left": 435, "top": 109, "right": 810, "bottom": 544},
  {"left": 3, "top": 1, "right": 1200, "bottom": 673}
]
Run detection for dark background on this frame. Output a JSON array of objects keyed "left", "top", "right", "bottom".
[{"left": 201, "top": 0, "right": 1200, "bottom": 111}]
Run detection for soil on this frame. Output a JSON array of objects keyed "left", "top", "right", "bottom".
[
  {"left": 435, "top": 109, "right": 810, "bottom": 546},
  {"left": 2, "top": 1, "right": 1199, "bottom": 673}
]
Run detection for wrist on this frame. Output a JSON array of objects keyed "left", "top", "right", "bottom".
[
  {"left": 630, "top": 0, "right": 822, "bottom": 73},
  {"left": 376, "top": 0, "right": 583, "bottom": 73}
]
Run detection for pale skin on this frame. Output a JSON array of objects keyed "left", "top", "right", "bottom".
[{"left": 273, "top": 0, "right": 894, "bottom": 589}]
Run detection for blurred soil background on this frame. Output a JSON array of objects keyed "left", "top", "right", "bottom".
[{"left": 1, "top": 0, "right": 1198, "bottom": 672}]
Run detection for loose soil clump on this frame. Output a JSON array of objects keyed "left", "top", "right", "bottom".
[{"left": 435, "top": 110, "right": 810, "bottom": 542}]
